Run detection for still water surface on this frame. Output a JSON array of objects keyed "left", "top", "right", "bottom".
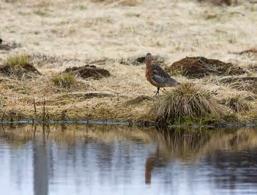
[{"left": 0, "top": 125, "right": 257, "bottom": 195}]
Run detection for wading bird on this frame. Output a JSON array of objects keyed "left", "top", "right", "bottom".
[{"left": 145, "top": 53, "right": 179, "bottom": 95}]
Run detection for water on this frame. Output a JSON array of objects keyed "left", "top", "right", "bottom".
[{"left": 1, "top": 125, "right": 257, "bottom": 195}]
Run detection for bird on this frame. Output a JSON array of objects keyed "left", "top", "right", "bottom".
[{"left": 145, "top": 53, "right": 180, "bottom": 95}]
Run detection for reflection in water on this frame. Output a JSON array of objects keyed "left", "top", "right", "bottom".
[
  {"left": 33, "top": 127, "right": 48, "bottom": 195},
  {"left": 1, "top": 125, "right": 257, "bottom": 195},
  {"left": 145, "top": 152, "right": 156, "bottom": 184}
]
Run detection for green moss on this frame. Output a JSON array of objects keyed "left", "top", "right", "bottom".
[
  {"left": 5, "top": 54, "right": 30, "bottom": 67},
  {"left": 52, "top": 73, "right": 76, "bottom": 89}
]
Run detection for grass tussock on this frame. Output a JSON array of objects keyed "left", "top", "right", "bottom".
[
  {"left": 151, "top": 83, "right": 223, "bottom": 125},
  {"left": 52, "top": 73, "right": 76, "bottom": 89},
  {"left": 0, "top": 53, "right": 40, "bottom": 78},
  {"left": 5, "top": 54, "right": 30, "bottom": 67}
]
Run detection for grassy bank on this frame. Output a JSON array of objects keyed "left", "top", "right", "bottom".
[{"left": 1, "top": 0, "right": 257, "bottom": 127}]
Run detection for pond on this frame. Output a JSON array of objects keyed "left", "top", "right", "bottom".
[{"left": 0, "top": 125, "right": 257, "bottom": 195}]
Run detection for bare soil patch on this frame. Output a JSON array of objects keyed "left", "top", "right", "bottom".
[
  {"left": 120, "top": 55, "right": 166, "bottom": 66},
  {"left": 0, "top": 40, "right": 20, "bottom": 51},
  {"left": 64, "top": 65, "right": 111, "bottom": 79},
  {"left": 0, "top": 63, "right": 41, "bottom": 78},
  {"left": 197, "top": 0, "right": 234, "bottom": 6},
  {"left": 168, "top": 56, "right": 246, "bottom": 79}
]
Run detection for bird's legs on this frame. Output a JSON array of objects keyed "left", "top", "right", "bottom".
[{"left": 155, "top": 87, "right": 160, "bottom": 96}]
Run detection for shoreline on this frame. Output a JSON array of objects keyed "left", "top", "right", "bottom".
[{"left": 1, "top": 117, "right": 257, "bottom": 129}]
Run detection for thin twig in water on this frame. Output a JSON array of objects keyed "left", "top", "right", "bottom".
[
  {"left": 33, "top": 125, "right": 37, "bottom": 138},
  {"left": 33, "top": 98, "right": 37, "bottom": 124},
  {"left": 1, "top": 110, "right": 6, "bottom": 122},
  {"left": 42, "top": 99, "right": 46, "bottom": 124}
]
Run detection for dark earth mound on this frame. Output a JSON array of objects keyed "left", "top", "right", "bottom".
[
  {"left": 64, "top": 65, "right": 110, "bottom": 79},
  {"left": 220, "top": 76, "right": 257, "bottom": 94},
  {"left": 197, "top": 0, "right": 233, "bottom": 6},
  {"left": 236, "top": 48, "right": 257, "bottom": 55},
  {"left": 0, "top": 39, "right": 21, "bottom": 51},
  {"left": 168, "top": 56, "right": 246, "bottom": 79},
  {"left": 0, "top": 63, "right": 41, "bottom": 78},
  {"left": 120, "top": 55, "right": 166, "bottom": 66}
]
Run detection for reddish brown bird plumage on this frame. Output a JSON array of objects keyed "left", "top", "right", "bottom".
[{"left": 145, "top": 53, "right": 179, "bottom": 95}]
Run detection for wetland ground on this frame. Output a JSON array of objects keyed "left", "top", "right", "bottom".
[{"left": 1, "top": 0, "right": 257, "bottom": 125}]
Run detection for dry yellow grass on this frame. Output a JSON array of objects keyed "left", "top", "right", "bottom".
[{"left": 0, "top": 0, "right": 257, "bottom": 123}]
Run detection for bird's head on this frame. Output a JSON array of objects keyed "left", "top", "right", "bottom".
[{"left": 145, "top": 53, "right": 153, "bottom": 65}]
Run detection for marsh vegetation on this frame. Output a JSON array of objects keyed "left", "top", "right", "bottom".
[
  {"left": 151, "top": 83, "right": 223, "bottom": 125},
  {"left": 0, "top": 0, "right": 257, "bottom": 126},
  {"left": 51, "top": 72, "right": 77, "bottom": 89}
]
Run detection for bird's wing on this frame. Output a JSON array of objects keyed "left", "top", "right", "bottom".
[
  {"left": 152, "top": 64, "right": 179, "bottom": 86},
  {"left": 152, "top": 64, "right": 171, "bottom": 78},
  {"left": 152, "top": 74, "right": 167, "bottom": 84}
]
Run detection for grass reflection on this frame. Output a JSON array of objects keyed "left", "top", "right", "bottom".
[
  {"left": 1, "top": 125, "right": 257, "bottom": 187},
  {"left": 1, "top": 125, "right": 257, "bottom": 160}
]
